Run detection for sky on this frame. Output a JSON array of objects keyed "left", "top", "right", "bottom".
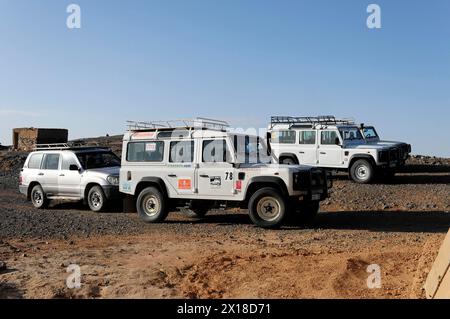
[{"left": 0, "top": 0, "right": 449, "bottom": 156}]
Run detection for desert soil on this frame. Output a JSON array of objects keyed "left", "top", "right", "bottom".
[{"left": 0, "top": 150, "right": 449, "bottom": 299}]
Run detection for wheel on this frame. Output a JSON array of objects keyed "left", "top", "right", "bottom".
[
  {"left": 248, "top": 187, "right": 288, "bottom": 229},
  {"left": 296, "top": 201, "right": 320, "bottom": 223},
  {"left": 31, "top": 184, "right": 48, "bottom": 209},
  {"left": 281, "top": 157, "right": 296, "bottom": 165},
  {"left": 136, "top": 187, "right": 168, "bottom": 223},
  {"left": 87, "top": 186, "right": 107, "bottom": 212},
  {"left": 350, "top": 159, "right": 374, "bottom": 184}
]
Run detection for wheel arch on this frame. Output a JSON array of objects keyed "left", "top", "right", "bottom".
[
  {"left": 135, "top": 177, "right": 169, "bottom": 199},
  {"left": 27, "top": 181, "right": 41, "bottom": 200},
  {"left": 349, "top": 154, "right": 377, "bottom": 169},
  {"left": 244, "top": 176, "right": 289, "bottom": 203},
  {"left": 278, "top": 153, "right": 299, "bottom": 164}
]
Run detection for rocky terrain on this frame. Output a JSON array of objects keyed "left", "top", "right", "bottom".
[{"left": 0, "top": 143, "right": 449, "bottom": 299}]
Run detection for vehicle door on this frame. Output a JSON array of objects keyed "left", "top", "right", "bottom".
[
  {"left": 166, "top": 140, "right": 197, "bottom": 196},
  {"left": 298, "top": 130, "right": 318, "bottom": 165},
  {"left": 58, "top": 152, "right": 82, "bottom": 197},
  {"left": 38, "top": 153, "right": 61, "bottom": 195},
  {"left": 318, "top": 130, "right": 343, "bottom": 167},
  {"left": 25, "top": 153, "right": 45, "bottom": 186},
  {"left": 197, "top": 138, "right": 235, "bottom": 197}
]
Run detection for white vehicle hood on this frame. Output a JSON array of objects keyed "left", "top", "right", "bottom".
[
  {"left": 83, "top": 166, "right": 120, "bottom": 176},
  {"left": 343, "top": 142, "right": 391, "bottom": 151}
]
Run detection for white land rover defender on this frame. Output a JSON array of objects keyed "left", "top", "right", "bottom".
[
  {"left": 268, "top": 116, "right": 410, "bottom": 184},
  {"left": 119, "top": 118, "right": 332, "bottom": 229}
]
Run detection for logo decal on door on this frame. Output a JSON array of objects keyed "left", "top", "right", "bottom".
[
  {"left": 178, "top": 179, "right": 191, "bottom": 190},
  {"left": 209, "top": 176, "right": 221, "bottom": 188}
]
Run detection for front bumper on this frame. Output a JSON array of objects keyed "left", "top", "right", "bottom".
[{"left": 102, "top": 185, "right": 122, "bottom": 199}]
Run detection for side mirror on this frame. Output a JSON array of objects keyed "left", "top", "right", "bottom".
[
  {"left": 335, "top": 137, "right": 341, "bottom": 146},
  {"left": 69, "top": 164, "right": 80, "bottom": 171}
]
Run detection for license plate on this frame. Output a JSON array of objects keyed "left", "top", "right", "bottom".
[{"left": 312, "top": 194, "right": 321, "bottom": 201}]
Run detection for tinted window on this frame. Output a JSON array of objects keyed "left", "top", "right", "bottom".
[
  {"left": 127, "top": 142, "right": 164, "bottom": 162},
  {"left": 363, "top": 127, "right": 378, "bottom": 138},
  {"left": 272, "top": 130, "right": 296, "bottom": 144},
  {"left": 42, "top": 154, "right": 60, "bottom": 170},
  {"left": 321, "top": 131, "right": 339, "bottom": 145},
  {"left": 28, "top": 153, "right": 43, "bottom": 169},
  {"left": 170, "top": 141, "right": 194, "bottom": 163},
  {"left": 299, "top": 131, "right": 316, "bottom": 145},
  {"left": 76, "top": 151, "right": 121, "bottom": 169},
  {"left": 203, "top": 140, "right": 230, "bottom": 163},
  {"left": 61, "top": 153, "right": 79, "bottom": 170}
]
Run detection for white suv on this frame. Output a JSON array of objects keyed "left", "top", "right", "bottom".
[
  {"left": 268, "top": 116, "right": 409, "bottom": 184},
  {"left": 120, "top": 119, "right": 332, "bottom": 229},
  {"left": 19, "top": 145, "right": 121, "bottom": 211}
]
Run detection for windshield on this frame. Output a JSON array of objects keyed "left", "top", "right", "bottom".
[
  {"left": 232, "top": 135, "right": 271, "bottom": 164},
  {"left": 362, "top": 127, "right": 379, "bottom": 139},
  {"left": 339, "top": 127, "right": 364, "bottom": 141},
  {"left": 76, "top": 151, "right": 121, "bottom": 169}
]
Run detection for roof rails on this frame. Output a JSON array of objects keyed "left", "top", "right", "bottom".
[
  {"left": 126, "top": 118, "right": 230, "bottom": 132},
  {"left": 270, "top": 115, "right": 355, "bottom": 128},
  {"left": 35, "top": 142, "right": 109, "bottom": 151}
]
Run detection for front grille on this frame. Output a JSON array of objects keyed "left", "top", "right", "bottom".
[{"left": 294, "top": 169, "right": 327, "bottom": 191}]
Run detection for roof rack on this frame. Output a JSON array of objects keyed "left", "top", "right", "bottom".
[
  {"left": 35, "top": 142, "right": 109, "bottom": 151},
  {"left": 126, "top": 118, "right": 230, "bottom": 132},
  {"left": 270, "top": 115, "right": 355, "bottom": 128}
]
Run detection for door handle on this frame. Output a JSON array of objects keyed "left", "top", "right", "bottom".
[
  {"left": 200, "top": 174, "right": 209, "bottom": 178},
  {"left": 38, "top": 173, "right": 44, "bottom": 176},
  {"left": 59, "top": 174, "right": 65, "bottom": 177},
  {"left": 168, "top": 174, "right": 177, "bottom": 178},
  {"left": 299, "top": 151, "right": 305, "bottom": 154},
  {"left": 320, "top": 152, "right": 326, "bottom": 155}
]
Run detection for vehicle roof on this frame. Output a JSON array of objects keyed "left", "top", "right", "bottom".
[
  {"left": 29, "top": 147, "right": 111, "bottom": 154},
  {"left": 123, "top": 129, "right": 262, "bottom": 141}
]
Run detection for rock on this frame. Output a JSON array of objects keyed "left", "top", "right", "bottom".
[{"left": 0, "top": 261, "right": 6, "bottom": 271}]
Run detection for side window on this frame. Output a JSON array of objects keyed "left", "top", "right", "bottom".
[
  {"left": 299, "top": 131, "right": 316, "bottom": 145},
  {"left": 61, "top": 153, "right": 79, "bottom": 170},
  {"left": 169, "top": 141, "right": 194, "bottom": 163},
  {"left": 272, "top": 130, "right": 296, "bottom": 144},
  {"left": 42, "top": 154, "right": 60, "bottom": 170},
  {"left": 127, "top": 142, "right": 164, "bottom": 162},
  {"left": 203, "top": 140, "right": 230, "bottom": 163},
  {"left": 321, "top": 131, "right": 339, "bottom": 145},
  {"left": 28, "top": 153, "right": 44, "bottom": 169}
]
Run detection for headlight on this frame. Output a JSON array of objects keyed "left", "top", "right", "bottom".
[{"left": 107, "top": 175, "right": 119, "bottom": 185}]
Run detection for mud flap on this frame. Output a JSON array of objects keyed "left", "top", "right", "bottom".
[{"left": 424, "top": 228, "right": 450, "bottom": 299}]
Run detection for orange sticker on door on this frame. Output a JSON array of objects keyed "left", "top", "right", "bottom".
[{"left": 178, "top": 179, "right": 192, "bottom": 190}]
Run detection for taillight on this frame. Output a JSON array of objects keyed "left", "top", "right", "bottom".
[
  {"left": 19, "top": 175, "right": 23, "bottom": 185},
  {"left": 235, "top": 180, "right": 242, "bottom": 191}
]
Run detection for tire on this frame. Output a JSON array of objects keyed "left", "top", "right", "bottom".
[
  {"left": 248, "top": 187, "right": 288, "bottom": 229},
  {"left": 136, "top": 187, "right": 168, "bottom": 223},
  {"left": 296, "top": 201, "right": 320, "bottom": 223},
  {"left": 30, "top": 184, "right": 48, "bottom": 209},
  {"left": 281, "top": 157, "right": 296, "bottom": 165},
  {"left": 87, "top": 186, "right": 107, "bottom": 212},
  {"left": 350, "top": 159, "right": 374, "bottom": 184}
]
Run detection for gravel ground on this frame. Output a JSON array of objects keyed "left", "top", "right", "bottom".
[{"left": 1, "top": 148, "right": 450, "bottom": 299}]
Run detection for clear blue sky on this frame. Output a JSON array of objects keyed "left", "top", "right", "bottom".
[{"left": 1, "top": 0, "right": 449, "bottom": 156}]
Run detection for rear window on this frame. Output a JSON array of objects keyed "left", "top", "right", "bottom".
[
  {"left": 272, "top": 130, "right": 296, "bottom": 144},
  {"left": 28, "top": 153, "right": 43, "bottom": 169},
  {"left": 127, "top": 142, "right": 164, "bottom": 162}
]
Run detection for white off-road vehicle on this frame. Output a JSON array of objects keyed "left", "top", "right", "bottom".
[
  {"left": 359, "top": 124, "right": 411, "bottom": 161},
  {"left": 268, "top": 116, "right": 409, "bottom": 184},
  {"left": 19, "top": 144, "right": 121, "bottom": 211},
  {"left": 119, "top": 118, "right": 332, "bottom": 228}
]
